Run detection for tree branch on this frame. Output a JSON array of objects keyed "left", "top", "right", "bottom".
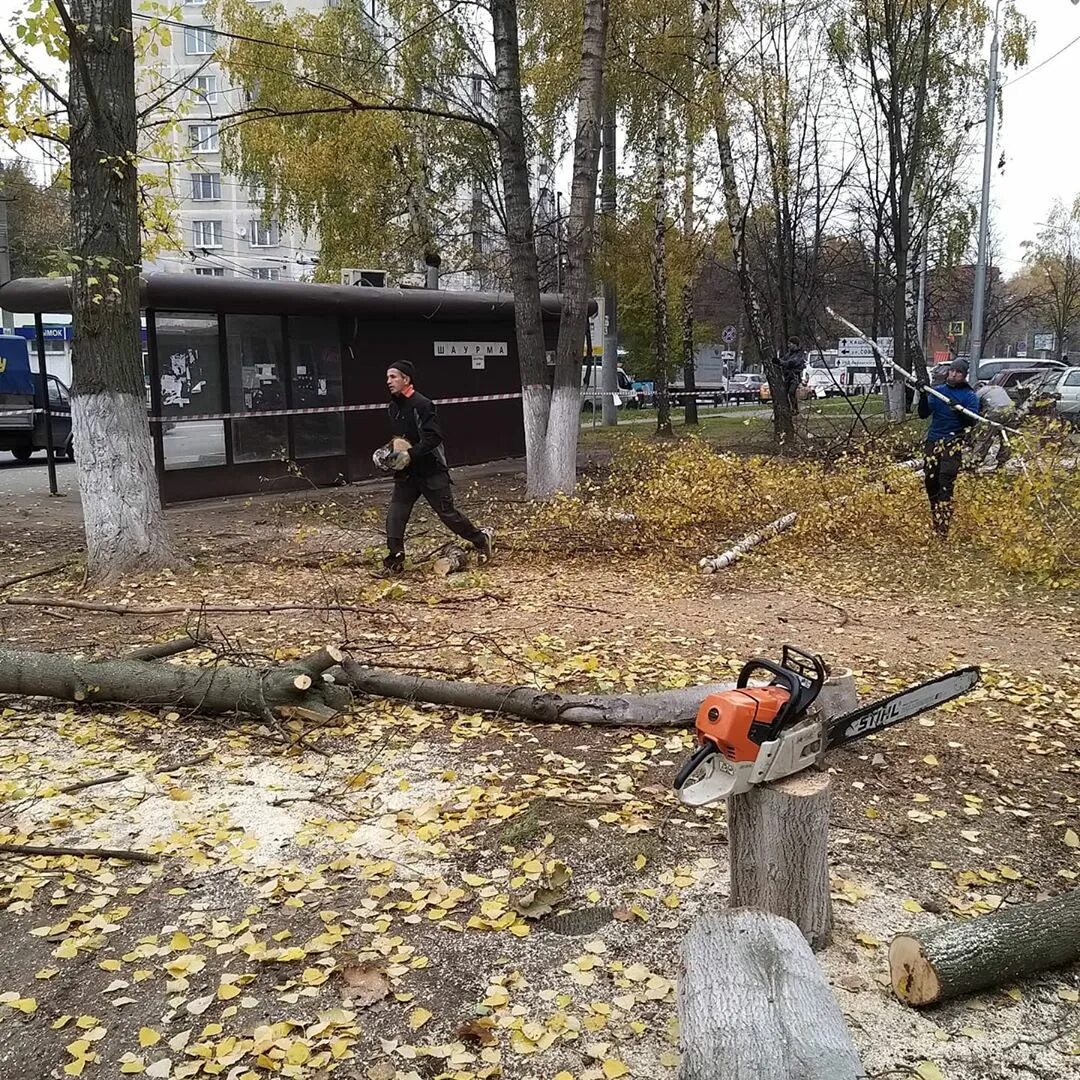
[{"left": 0, "top": 31, "right": 69, "bottom": 108}]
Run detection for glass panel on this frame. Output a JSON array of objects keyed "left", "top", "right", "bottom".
[
  {"left": 226, "top": 314, "right": 288, "bottom": 463},
  {"left": 156, "top": 312, "right": 227, "bottom": 470},
  {"left": 289, "top": 316, "right": 344, "bottom": 458},
  {"left": 1065, "top": 372, "right": 1080, "bottom": 387}
]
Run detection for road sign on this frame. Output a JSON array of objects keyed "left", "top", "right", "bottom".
[
  {"left": 1034, "top": 333, "right": 1056, "bottom": 353},
  {"left": 948, "top": 320, "right": 966, "bottom": 336},
  {"left": 722, "top": 324, "right": 737, "bottom": 344},
  {"left": 837, "top": 336, "right": 893, "bottom": 358},
  {"left": 1016, "top": 342, "right": 1028, "bottom": 357}
]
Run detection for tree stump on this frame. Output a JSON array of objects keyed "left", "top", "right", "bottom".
[
  {"left": 726, "top": 669, "right": 856, "bottom": 951},
  {"left": 889, "top": 889, "right": 1080, "bottom": 1006},
  {"left": 678, "top": 910, "right": 865, "bottom": 1080}
]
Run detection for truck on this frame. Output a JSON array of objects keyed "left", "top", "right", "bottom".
[
  {"left": 0, "top": 335, "right": 74, "bottom": 461},
  {"left": 581, "top": 360, "right": 640, "bottom": 410},
  {"left": 669, "top": 346, "right": 733, "bottom": 404}
]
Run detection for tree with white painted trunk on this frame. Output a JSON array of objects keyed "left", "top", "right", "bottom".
[
  {"left": 63, "top": 0, "right": 181, "bottom": 581},
  {"left": 493, "top": 0, "right": 608, "bottom": 498}
]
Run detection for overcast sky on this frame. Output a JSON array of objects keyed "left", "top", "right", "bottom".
[
  {"left": 1, "top": 0, "right": 1077, "bottom": 274},
  {"left": 992, "top": 0, "right": 1080, "bottom": 271}
]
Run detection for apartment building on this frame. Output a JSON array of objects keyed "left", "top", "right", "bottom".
[{"left": 138, "top": 1, "right": 378, "bottom": 281}]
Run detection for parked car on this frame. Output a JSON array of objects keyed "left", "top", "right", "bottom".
[
  {"left": 0, "top": 337, "right": 74, "bottom": 461},
  {"left": 727, "top": 372, "right": 765, "bottom": 403},
  {"left": 1050, "top": 366, "right": 1080, "bottom": 420},
  {"left": 581, "top": 362, "right": 640, "bottom": 411},
  {"left": 975, "top": 357, "right": 1066, "bottom": 383}
]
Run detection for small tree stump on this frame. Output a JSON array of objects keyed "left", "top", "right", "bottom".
[
  {"left": 728, "top": 770, "right": 834, "bottom": 949},
  {"left": 678, "top": 910, "right": 865, "bottom": 1080},
  {"left": 726, "top": 668, "right": 855, "bottom": 951}
]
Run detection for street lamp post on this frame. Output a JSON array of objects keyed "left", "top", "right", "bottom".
[{"left": 969, "top": 0, "right": 1080, "bottom": 384}]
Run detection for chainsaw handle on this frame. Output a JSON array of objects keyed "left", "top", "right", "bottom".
[
  {"left": 736, "top": 658, "right": 800, "bottom": 696},
  {"left": 672, "top": 741, "right": 717, "bottom": 792}
]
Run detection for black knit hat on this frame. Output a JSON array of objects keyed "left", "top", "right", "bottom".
[
  {"left": 949, "top": 358, "right": 969, "bottom": 374},
  {"left": 388, "top": 360, "right": 416, "bottom": 382}
]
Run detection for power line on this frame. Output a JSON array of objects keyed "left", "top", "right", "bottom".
[{"left": 1004, "top": 31, "right": 1080, "bottom": 89}]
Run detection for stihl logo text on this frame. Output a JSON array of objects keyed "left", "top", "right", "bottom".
[{"left": 844, "top": 700, "right": 903, "bottom": 739}]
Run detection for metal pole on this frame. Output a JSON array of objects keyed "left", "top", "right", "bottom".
[
  {"left": 34, "top": 313, "right": 58, "bottom": 496},
  {"left": 917, "top": 236, "right": 928, "bottom": 356},
  {"left": 0, "top": 194, "right": 14, "bottom": 330},
  {"left": 969, "top": 0, "right": 1001, "bottom": 382},
  {"left": 601, "top": 97, "right": 618, "bottom": 427}
]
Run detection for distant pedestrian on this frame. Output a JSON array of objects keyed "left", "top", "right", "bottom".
[
  {"left": 377, "top": 362, "right": 492, "bottom": 573},
  {"left": 780, "top": 338, "right": 807, "bottom": 412},
  {"left": 918, "top": 358, "right": 979, "bottom": 537}
]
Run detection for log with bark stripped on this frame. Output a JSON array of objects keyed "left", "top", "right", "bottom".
[{"left": 889, "top": 889, "right": 1080, "bottom": 1006}]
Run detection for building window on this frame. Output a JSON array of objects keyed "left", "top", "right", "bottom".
[
  {"left": 190, "top": 172, "right": 221, "bottom": 201},
  {"left": 290, "top": 316, "right": 344, "bottom": 458},
  {"left": 192, "top": 220, "right": 223, "bottom": 248},
  {"left": 248, "top": 219, "right": 280, "bottom": 247},
  {"left": 155, "top": 312, "right": 227, "bottom": 471},
  {"left": 192, "top": 75, "right": 218, "bottom": 105},
  {"left": 251, "top": 267, "right": 281, "bottom": 281},
  {"left": 184, "top": 26, "right": 216, "bottom": 55},
  {"left": 189, "top": 124, "right": 219, "bottom": 153},
  {"left": 194, "top": 267, "right": 225, "bottom": 276},
  {"left": 226, "top": 314, "right": 288, "bottom": 463}
]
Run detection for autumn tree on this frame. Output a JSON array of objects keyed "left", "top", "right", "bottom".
[
  {"left": 1022, "top": 198, "right": 1080, "bottom": 361},
  {"left": 0, "top": 0, "right": 182, "bottom": 582},
  {"left": 0, "top": 163, "right": 71, "bottom": 279}
]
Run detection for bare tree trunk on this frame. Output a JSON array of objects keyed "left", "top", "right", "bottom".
[
  {"left": 68, "top": 0, "right": 181, "bottom": 583},
  {"left": 653, "top": 95, "right": 672, "bottom": 437},
  {"left": 491, "top": 0, "right": 552, "bottom": 498},
  {"left": 601, "top": 96, "right": 619, "bottom": 428},
  {"left": 714, "top": 97, "right": 792, "bottom": 445},
  {"left": 682, "top": 136, "right": 698, "bottom": 427},
  {"left": 551, "top": 0, "right": 608, "bottom": 488}
]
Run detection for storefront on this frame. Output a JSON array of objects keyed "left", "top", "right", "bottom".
[{"left": 0, "top": 275, "right": 567, "bottom": 503}]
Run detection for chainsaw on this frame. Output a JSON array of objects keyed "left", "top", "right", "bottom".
[{"left": 673, "top": 645, "right": 980, "bottom": 806}]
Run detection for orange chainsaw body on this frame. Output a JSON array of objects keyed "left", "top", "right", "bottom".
[{"left": 695, "top": 686, "right": 792, "bottom": 762}]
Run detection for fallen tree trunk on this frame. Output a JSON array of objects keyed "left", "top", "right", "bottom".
[
  {"left": 341, "top": 660, "right": 733, "bottom": 727},
  {"left": 889, "top": 889, "right": 1080, "bottom": 1007},
  {"left": 0, "top": 645, "right": 351, "bottom": 720},
  {"left": 699, "top": 512, "right": 799, "bottom": 573},
  {"left": 679, "top": 910, "right": 865, "bottom": 1079},
  {"left": 0, "top": 646, "right": 733, "bottom": 728}
]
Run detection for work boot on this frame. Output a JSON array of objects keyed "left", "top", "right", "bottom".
[
  {"left": 473, "top": 528, "right": 494, "bottom": 564},
  {"left": 382, "top": 551, "right": 405, "bottom": 574}
]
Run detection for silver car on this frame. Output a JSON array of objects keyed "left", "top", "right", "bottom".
[{"left": 1053, "top": 366, "right": 1080, "bottom": 419}]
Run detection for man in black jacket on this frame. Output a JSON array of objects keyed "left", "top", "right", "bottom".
[{"left": 380, "top": 361, "right": 492, "bottom": 573}]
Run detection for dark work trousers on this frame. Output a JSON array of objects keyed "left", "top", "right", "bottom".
[
  {"left": 386, "top": 471, "right": 484, "bottom": 555},
  {"left": 923, "top": 439, "right": 963, "bottom": 537}
]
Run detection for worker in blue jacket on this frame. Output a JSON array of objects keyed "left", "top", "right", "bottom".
[{"left": 917, "top": 357, "right": 979, "bottom": 537}]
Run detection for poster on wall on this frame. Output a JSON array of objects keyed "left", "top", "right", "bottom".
[{"left": 161, "top": 348, "right": 207, "bottom": 408}]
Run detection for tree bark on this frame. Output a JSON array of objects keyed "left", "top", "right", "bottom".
[
  {"left": 653, "top": 94, "right": 672, "bottom": 438},
  {"left": 342, "top": 661, "right": 733, "bottom": 727},
  {"left": 678, "top": 910, "right": 865, "bottom": 1080},
  {"left": 550, "top": 0, "right": 608, "bottom": 488},
  {"left": 491, "top": 0, "right": 551, "bottom": 498},
  {"left": 0, "top": 644, "right": 350, "bottom": 719},
  {"left": 681, "top": 136, "right": 698, "bottom": 427},
  {"left": 67, "top": 0, "right": 181, "bottom": 582},
  {"left": 889, "top": 890, "right": 1080, "bottom": 1007},
  {"left": 728, "top": 771, "right": 834, "bottom": 950},
  {"left": 600, "top": 96, "right": 618, "bottom": 428}
]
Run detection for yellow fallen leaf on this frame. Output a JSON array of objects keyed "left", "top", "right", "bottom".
[
  {"left": 120, "top": 1059, "right": 145, "bottom": 1074},
  {"left": 36, "top": 968, "right": 59, "bottom": 980},
  {"left": 914, "top": 1062, "right": 946, "bottom": 1080},
  {"left": 139, "top": 1028, "right": 161, "bottom": 1048},
  {"left": 922, "top": 755, "right": 939, "bottom": 767},
  {"left": 633, "top": 854, "right": 647, "bottom": 871},
  {"left": 602, "top": 1059, "right": 630, "bottom": 1078},
  {"left": 169, "top": 932, "right": 191, "bottom": 951},
  {"left": 217, "top": 983, "right": 241, "bottom": 1001},
  {"left": 168, "top": 788, "right": 192, "bottom": 801},
  {"left": 1064, "top": 829, "right": 1079, "bottom": 849},
  {"left": 63, "top": 1061, "right": 87, "bottom": 1077},
  {"left": 902, "top": 899, "right": 924, "bottom": 914},
  {"left": 408, "top": 1007, "right": 432, "bottom": 1031},
  {"left": 5, "top": 997, "right": 37, "bottom": 1015},
  {"left": 998, "top": 865, "right": 1021, "bottom": 881},
  {"left": 1058, "top": 987, "right": 1079, "bottom": 1003}
]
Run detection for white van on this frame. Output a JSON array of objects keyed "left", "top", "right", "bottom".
[{"left": 581, "top": 362, "right": 639, "bottom": 410}]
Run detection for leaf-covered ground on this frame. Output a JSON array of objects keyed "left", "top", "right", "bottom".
[{"left": 1, "top": 468, "right": 1079, "bottom": 1080}]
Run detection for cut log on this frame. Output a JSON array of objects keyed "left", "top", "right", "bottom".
[
  {"left": 728, "top": 770, "right": 834, "bottom": 950},
  {"left": 433, "top": 546, "right": 469, "bottom": 577},
  {"left": 123, "top": 635, "right": 209, "bottom": 662},
  {"left": 678, "top": 910, "right": 865, "bottom": 1080},
  {"left": 341, "top": 660, "right": 734, "bottom": 727},
  {"left": 0, "top": 645, "right": 351, "bottom": 720},
  {"left": 889, "top": 889, "right": 1080, "bottom": 1007},
  {"left": 699, "top": 512, "right": 799, "bottom": 572},
  {"left": 725, "top": 669, "right": 855, "bottom": 950}
]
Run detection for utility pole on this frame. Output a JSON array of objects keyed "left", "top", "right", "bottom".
[
  {"left": 969, "top": 0, "right": 1001, "bottom": 383},
  {"left": 600, "top": 98, "right": 618, "bottom": 427},
  {"left": 0, "top": 193, "right": 14, "bottom": 329}
]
